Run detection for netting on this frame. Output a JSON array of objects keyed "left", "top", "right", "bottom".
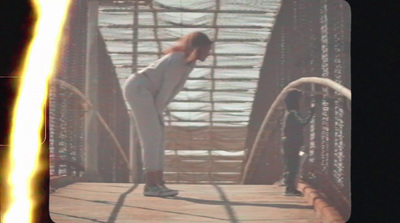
[
  {"left": 242, "top": 0, "right": 351, "bottom": 219},
  {"left": 50, "top": 0, "right": 130, "bottom": 182},
  {"left": 49, "top": 0, "right": 87, "bottom": 177},
  {"left": 98, "top": 0, "right": 281, "bottom": 183}
]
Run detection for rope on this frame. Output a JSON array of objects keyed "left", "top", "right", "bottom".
[
  {"left": 240, "top": 77, "right": 351, "bottom": 183},
  {"left": 52, "top": 79, "right": 131, "bottom": 170}
]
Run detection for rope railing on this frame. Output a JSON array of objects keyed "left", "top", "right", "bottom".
[
  {"left": 53, "top": 79, "right": 131, "bottom": 169},
  {"left": 240, "top": 77, "right": 351, "bottom": 184}
]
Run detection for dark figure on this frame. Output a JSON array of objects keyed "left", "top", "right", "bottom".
[{"left": 281, "top": 89, "right": 315, "bottom": 196}]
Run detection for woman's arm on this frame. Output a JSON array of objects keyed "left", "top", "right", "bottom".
[{"left": 154, "top": 52, "right": 186, "bottom": 114}]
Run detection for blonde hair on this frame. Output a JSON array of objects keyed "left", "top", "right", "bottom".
[{"left": 163, "top": 32, "right": 213, "bottom": 63}]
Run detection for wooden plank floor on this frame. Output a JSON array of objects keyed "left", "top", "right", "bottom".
[{"left": 50, "top": 183, "right": 322, "bottom": 223}]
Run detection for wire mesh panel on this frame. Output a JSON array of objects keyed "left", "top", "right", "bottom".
[
  {"left": 50, "top": 0, "right": 130, "bottom": 182},
  {"left": 97, "top": 31, "right": 130, "bottom": 182},
  {"left": 98, "top": 0, "right": 282, "bottom": 184},
  {"left": 303, "top": 0, "right": 351, "bottom": 219},
  {"left": 50, "top": 0, "right": 87, "bottom": 177},
  {"left": 244, "top": 0, "right": 350, "bottom": 219}
]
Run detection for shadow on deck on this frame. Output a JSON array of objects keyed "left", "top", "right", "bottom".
[{"left": 50, "top": 182, "right": 325, "bottom": 223}]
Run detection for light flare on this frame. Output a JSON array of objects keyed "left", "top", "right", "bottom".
[{"left": 3, "top": 1, "right": 71, "bottom": 222}]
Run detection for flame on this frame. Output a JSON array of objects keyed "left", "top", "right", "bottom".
[{"left": 2, "top": 0, "right": 71, "bottom": 222}]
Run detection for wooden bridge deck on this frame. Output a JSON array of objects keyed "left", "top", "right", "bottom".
[{"left": 50, "top": 183, "right": 323, "bottom": 223}]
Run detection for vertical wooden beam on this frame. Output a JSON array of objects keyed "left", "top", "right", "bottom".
[
  {"left": 83, "top": 0, "right": 102, "bottom": 181},
  {"left": 245, "top": 0, "right": 296, "bottom": 184},
  {"left": 128, "top": 0, "right": 143, "bottom": 183},
  {"left": 128, "top": 110, "right": 138, "bottom": 182},
  {"left": 132, "top": 1, "right": 139, "bottom": 74},
  {"left": 208, "top": 0, "right": 220, "bottom": 183}
]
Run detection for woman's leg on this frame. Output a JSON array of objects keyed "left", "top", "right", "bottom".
[
  {"left": 145, "top": 171, "right": 158, "bottom": 187},
  {"left": 155, "top": 116, "right": 165, "bottom": 184},
  {"left": 155, "top": 170, "right": 163, "bottom": 185},
  {"left": 155, "top": 117, "right": 178, "bottom": 195},
  {"left": 124, "top": 77, "right": 178, "bottom": 197},
  {"left": 124, "top": 82, "right": 164, "bottom": 180}
]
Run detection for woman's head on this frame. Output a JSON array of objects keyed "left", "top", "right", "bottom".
[
  {"left": 284, "top": 89, "right": 303, "bottom": 110},
  {"left": 163, "top": 32, "right": 213, "bottom": 63}
]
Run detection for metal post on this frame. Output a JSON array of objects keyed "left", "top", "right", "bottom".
[
  {"left": 82, "top": 0, "right": 101, "bottom": 182},
  {"left": 132, "top": 0, "right": 139, "bottom": 74},
  {"left": 208, "top": 0, "right": 220, "bottom": 184},
  {"left": 130, "top": 0, "right": 144, "bottom": 182},
  {"left": 128, "top": 110, "right": 138, "bottom": 183}
]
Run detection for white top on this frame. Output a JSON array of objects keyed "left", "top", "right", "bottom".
[{"left": 138, "top": 51, "right": 196, "bottom": 113}]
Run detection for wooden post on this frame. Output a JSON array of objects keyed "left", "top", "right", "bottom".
[
  {"left": 133, "top": 0, "right": 144, "bottom": 182},
  {"left": 128, "top": 110, "right": 138, "bottom": 183},
  {"left": 82, "top": 0, "right": 102, "bottom": 182}
]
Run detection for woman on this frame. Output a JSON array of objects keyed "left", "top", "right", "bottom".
[{"left": 123, "top": 32, "right": 212, "bottom": 197}]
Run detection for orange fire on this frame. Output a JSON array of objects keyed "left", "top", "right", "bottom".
[{"left": 2, "top": 1, "right": 71, "bottom": 222}]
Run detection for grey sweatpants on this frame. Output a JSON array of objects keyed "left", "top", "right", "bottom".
[{"left": 123, "top": 74, "right": 165, "bottom": 171}]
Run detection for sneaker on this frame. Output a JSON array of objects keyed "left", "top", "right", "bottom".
[
  {"left": 159, "top": 181, "right": 179, "bottom": 196},
  {"left": 278, "top": 182, "right": 286, "bottom": 187},
  {"left": 143, "top": 185, "right": 170, "bottom": 197},
  {"left": 284, "top": 189, "right": 303, "bottom": 196},
  {"left": 274, "top": 178, "right": 286, "bottom": 187}
]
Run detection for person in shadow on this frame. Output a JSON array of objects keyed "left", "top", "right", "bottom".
[{"left": 281, "top": 89, "right": 315, "bottom": 196}]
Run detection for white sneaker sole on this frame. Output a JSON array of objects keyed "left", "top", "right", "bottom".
[
  {"left": 284, "top": 193, "right": 303, "bottom": 196},
  {"left": 143, "top": 192, "right": 170, "bottom": 197},
  {"left": 161, "top": 189, "right": 178, "bottom": 197}
]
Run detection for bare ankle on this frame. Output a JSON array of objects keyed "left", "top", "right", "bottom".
[{"left": 145, "top": 171, "right": 158, "bottom": 187}]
